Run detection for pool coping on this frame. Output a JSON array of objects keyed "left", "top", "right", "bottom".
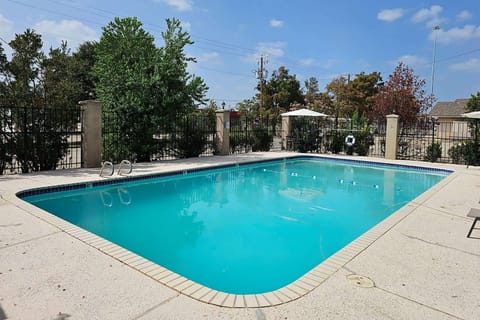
[{"left": 3, "top": 154, "right": 459, "bottom": 308}]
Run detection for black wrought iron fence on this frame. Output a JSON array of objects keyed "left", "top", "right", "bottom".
[
  {"left": 369, "top": 121, "right": 386, "bottom": 158},
  {"left": 0, "top": 106, "right": 83, "bottom": 174},
  {"left": 398, "top": 118, "right": 477, "bottom": 163},
  {"left": 288, "top": 118, "right": 385, "bottom": 158},
  {"left": 102, "top": 111, "right": 217, "bottom": 163},
  {"left": 229, "top": 116, "right": 276, "bottom": 154}
]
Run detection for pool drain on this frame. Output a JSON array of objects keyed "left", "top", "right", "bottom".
[{"left": 347, "top": 274, "right": 375, "bottom": 288}]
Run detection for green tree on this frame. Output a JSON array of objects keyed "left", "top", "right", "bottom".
[
  {"left": 95, "top": 17, "right": 208, "bottom": 162},
  {"left": 325, "top": 76, "right": 350, "bottom": 123},
  {"left": 323, "top": 72, "right": 383, "bottom": 122},
  {"left": 42, "top": 41, "right": 81, "bottom": 110},
  {"left": 6, "top": 30, "right": 46, "bottom": 172},
  {"left": 0, "top": 30, "right": 81, "bottom": 173},
  {"left": 94, "top": 17, "right": 158, "bottom": 162},
  {"left": 152, "top": 18, "right": 208, "bottom": 119},
  {"left": 259, "top": 66, "right": 304, "bottom": 132},
  {"left": 304, "top": 77, "right": 319, "bottom": 106},
  {"left": 0, "top": 43, "right": 12, "bottom": 172},
  {"left": 236, "top": 97, "right": 258, "bottom": 117},
  {"left": 73, "top": 41, "right": 97, "bottom": 100},
  {"left": 348, "top": 72, "right": 383, "bottom": 119},
  {"left": 466, "top": 91, "right": 480, "bottom": 112},
  {"left": 465, "top": 91, "right": 480, "bottom": 146},
  {"left": 266, "top": 66, "right": 304, "bottom": 111}
]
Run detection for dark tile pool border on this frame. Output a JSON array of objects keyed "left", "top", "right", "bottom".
[{"left": 16, "top": 155, "right": 452, "bottom": 199}]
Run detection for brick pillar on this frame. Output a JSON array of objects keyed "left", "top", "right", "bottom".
[
  {"left": 281, "top": 115, "right": 292, "bottom": 150},
  {"left": 215, "top": 110, "right": 230, "bottom": 155},
  {"left": 79, "top": 100, "right": 102, "bottom": 168},
  {"left": 385, "top": 114, "right": 399, "bottom": 160}
]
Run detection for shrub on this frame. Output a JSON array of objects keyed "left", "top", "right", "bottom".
[
  {"left": 425, "top": 142, "right": 442, "bottom": 162},
  {"left": 251, "top": 126, "right": 272, "bottom": 151},
  {"left": 328, "top": 131, "right": 344, "bottom": 154},
  {"left": 448, "top": 141, "right": 480, "bottom": 166},
  {"left": 291, "top": 126, "right": 318, "bottom": 153},
  {"left": 353, "top": 130, "right": 373, "bottom": 156},
  {"left": 175, "top": 115, "right": 212, "bottom": 158}
]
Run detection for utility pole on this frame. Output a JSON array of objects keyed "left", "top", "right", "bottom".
[{"left": 256, "top": 55, "right": 268, "bottom": 110}]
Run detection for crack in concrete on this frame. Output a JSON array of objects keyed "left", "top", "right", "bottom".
[
  {"left": 130, "top": 293, "right": 181, "bottom": 320},
  {"left": 422, "top": 205, "right": 472, "bottom": 221},
  {"left": 0, "top": 223, "right": 22, "bottom": 227},
  {"left": 342, "top": 265, "right": 467, "bottom": 319},
  {"left": 374, "top": 286, "right": 465, "bottom": 320},
  {"left": 401, "top": 233, "right": 480, "bottom": 258},
  {"left": 342, "top": 267, "right": 465, "bottom": 319},
  {"left": 0, "top": 231, "right": 61, "bottom": 250}
]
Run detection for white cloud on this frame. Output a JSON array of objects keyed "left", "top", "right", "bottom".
[
  {"left": 198, "top": 52, "right": 219, "bottom": 62},
  {"left": 450, "top": 58, "right": 480, "bottom": 72},
  {"left": 257, "top": 41, "right": 286, "bottom": 58},
  {"left": 431, "top": 25, "right": 480, "bottom": 44},
  {"left": 395, "top": 55, "right": 428, "bottom": 68},
  {"left": 299, "top": 58, "right": 336, "bottom": 69},
  {"left": 457, "top": 10, "right": 472, "bottom": 21},
  {"left": 34, "top": 19, "right": 97, "bottom": 49},
  {"left": 377, "top": 8, "right": 405, "bottom": 22},
  {"left": 270, "top": 19, "right": 284, "bottom": 28},
  {"left": 411, "top": 5, "right": 446, "bottom": 27},
  {"left": 248, "top": 41, "right": 287, "bottom": 61},
  {"left": 155, "top": 0, "right": 192, "bottom": 11}
]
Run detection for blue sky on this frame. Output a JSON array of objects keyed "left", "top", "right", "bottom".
[{"left": 1, "top": 0, "right": 479, "bottom": 108}]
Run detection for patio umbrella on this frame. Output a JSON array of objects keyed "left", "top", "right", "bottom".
[
  {"left": 281, "top": 108, "right": 328, "bottom": 117},
  {"left": 462, "top": 111, "right": 480, "bottom": 119}
]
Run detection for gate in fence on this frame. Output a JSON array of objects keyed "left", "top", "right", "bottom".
[{"left": 229, "top": 116, "right": 280, "bottom": 153}]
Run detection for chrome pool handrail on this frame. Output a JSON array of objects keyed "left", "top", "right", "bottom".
[
  {"left": 99, "top": 161, "right": 114, "bottom": 177},
  {"left": 118, "top": 160, "right": 133, "bottom": 176}
]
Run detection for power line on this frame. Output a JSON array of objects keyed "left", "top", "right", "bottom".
[
  {"left": 195, "top": 66, "right": 252, "bottom": 78},
  {"left": 5, "top": 0, "right": 480, "bottom": 101},
  {"left": 0, "top": 36, "right": 11, "bottom": 47},
  {"left": 436, "top": 48, "right": 480, "bottom": 63},
  {"left": 9, "top": 0, "right": 257, "bottom": 55}
]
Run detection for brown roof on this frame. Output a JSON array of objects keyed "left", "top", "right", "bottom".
[{"left": 429, "top": 99, "right": 468, "bottom": 117}]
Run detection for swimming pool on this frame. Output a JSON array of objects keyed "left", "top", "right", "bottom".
[{"left": 20, "top": 157, "right": 449, "bottom": 296}]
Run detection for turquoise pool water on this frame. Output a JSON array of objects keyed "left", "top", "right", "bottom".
[{"left": 22, "top": 158, "right": 448, "bottom": 294}]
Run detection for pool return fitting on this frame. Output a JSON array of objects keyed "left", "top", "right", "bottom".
[{"left": 99, "top": 160, "right": 133, "bottom": 177}]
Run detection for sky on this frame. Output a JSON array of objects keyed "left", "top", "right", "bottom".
[{"left": 1, "top": 0, "right": 479, "bottom": 108}]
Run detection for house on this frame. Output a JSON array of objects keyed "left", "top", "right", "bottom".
[{"left": 429, "top": 99, "right": 470, "bottom": 139}]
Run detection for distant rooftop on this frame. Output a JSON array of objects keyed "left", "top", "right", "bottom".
[{"left": 429, "top": 99, "right": 468, "bottom": 118}]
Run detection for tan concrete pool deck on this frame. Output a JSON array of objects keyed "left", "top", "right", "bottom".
[{"left": 0, "top": 152, "right": 479, "bottom": 320}]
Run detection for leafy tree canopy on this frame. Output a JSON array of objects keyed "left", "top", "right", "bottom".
[
  {"left": 324, "top": 72, "right": 383, "bottom": 120},
  {"left": 372, "top": 62, "right": 433, "bottom": 125},
  {"left": 466, "top": 91, "right": 480, "bottom": 112},
  {"left": 1, "top": 30, "right": 82, "bottom": 172},
  {"left": 348, "top": 72, "right": 383, "bottom": 118},
  {"left": 153, "top": 18, "right": 208, "bottom": 118},
  {"left": 73, "top": 41, "right": 98, "bottom": 100},
  {"left": 94, "top": 16, "right": 208, "bottom": 161}
]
